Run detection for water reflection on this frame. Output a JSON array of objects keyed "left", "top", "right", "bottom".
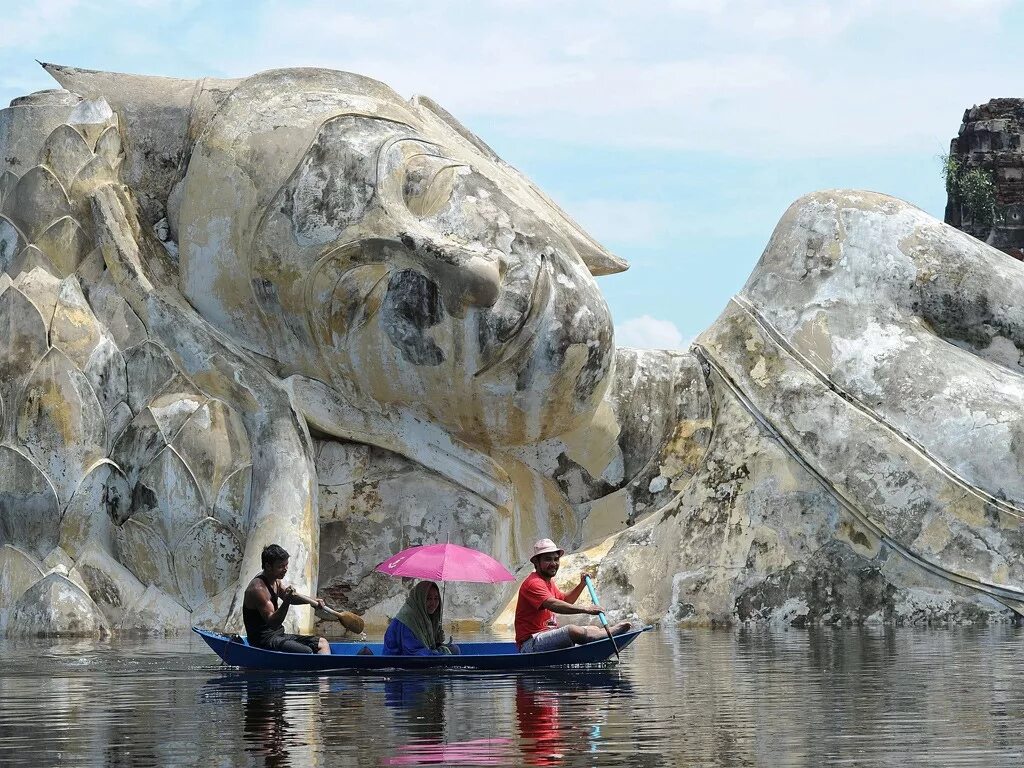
[
  {"left": 1, "top": 628, "right": 1024, "bottom": 767},
  {"left": 240, "top": 679, "right": 295, "bottom": 768},
  {"left": 516, "top": 677, "right": 564, "bottom": 765}
]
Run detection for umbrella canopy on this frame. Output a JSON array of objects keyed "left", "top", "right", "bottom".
[{"left": 375, "top": 543, "right": 515, "bottom": 583}]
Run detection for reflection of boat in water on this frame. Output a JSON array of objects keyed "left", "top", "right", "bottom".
[
  {"left": 514, "top": 670, "right": 633, "bottom": 766},
  {"left": 193, "top": 626, "right": 651, "bottom": 671}
]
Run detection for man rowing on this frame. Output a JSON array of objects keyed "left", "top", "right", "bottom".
[
  {"left": 515, "top": 539, "right": 631, "bottom": 653},
  {"left": 242, "top": 544, "right": 331, "bottom": 654}
]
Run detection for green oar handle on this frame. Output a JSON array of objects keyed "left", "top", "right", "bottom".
[
  {"left": 584, "top": 576, "right": 608, "bottom": 626},
  {"left": 584, "top": 575, "right": 620, "bottom": 660}
]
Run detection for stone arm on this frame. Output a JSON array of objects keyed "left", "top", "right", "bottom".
[{"left": 697, "top": 189, "right": 1024, "bottom": 610}]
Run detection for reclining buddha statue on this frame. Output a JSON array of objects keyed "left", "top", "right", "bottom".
[{"left": 0, "top": 64, "right": 1020, "bottom": 636}]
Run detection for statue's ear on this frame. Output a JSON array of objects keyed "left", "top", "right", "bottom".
[
  {"left": 42, "top": 63, "right": 241, "bottom": 228},
  {"left": 410, "top": 94, "right": 629, "bottom": 277}
]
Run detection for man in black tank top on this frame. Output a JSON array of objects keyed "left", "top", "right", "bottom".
[{"left": 242, "top": 544, "right": 330, "bottom": 654}]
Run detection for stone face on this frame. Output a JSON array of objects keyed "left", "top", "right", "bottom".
[{"left": 0, "top": 66, "right": 1023, "bottom": 637}]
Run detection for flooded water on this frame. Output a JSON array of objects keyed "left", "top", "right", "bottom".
[{"left": 1, "top": 626, "right": 1022, "bottom": 767}]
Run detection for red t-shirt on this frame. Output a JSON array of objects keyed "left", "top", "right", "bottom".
[{"left": 515, "top": 572, "right": 566, "bottom": 646}]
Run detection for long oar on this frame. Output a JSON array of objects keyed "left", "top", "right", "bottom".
[
  {"left": 584, "top": 576, "right": 619, "bottom": 661},
  {"left": 289, "top": 591, "right": 365, "bottom": 634}
]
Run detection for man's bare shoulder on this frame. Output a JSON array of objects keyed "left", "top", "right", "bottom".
[{"left": 243, "top": 575, "right": 274, "bottom": 605}]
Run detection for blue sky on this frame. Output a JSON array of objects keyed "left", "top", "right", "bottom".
[{"left": 2, "top": 0, "right": 1019, "bottom": 348}]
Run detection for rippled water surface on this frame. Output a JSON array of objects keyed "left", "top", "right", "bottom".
[{"left": 1, "top": 627, "right": 1023, "bottom": 767}]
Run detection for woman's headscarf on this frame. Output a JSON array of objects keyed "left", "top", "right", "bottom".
[{"left": 394, "top": 581, "right": 445, "bottom": 650}]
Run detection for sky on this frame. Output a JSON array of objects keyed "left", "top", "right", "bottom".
[{"left": 1, "top": 0, "right": 1020, "bottom": 349}]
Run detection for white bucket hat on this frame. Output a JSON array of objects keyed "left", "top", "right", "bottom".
[{"left": 531, "top": 538, "right": 564, "bottom": 559}]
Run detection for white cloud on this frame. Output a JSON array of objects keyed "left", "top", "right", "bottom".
[
  {"left": 3, "top": 0, "right": 1018, "bottom": 159},
  {"left": 616, "top": 315, "right": 688, "bottom": 351}
]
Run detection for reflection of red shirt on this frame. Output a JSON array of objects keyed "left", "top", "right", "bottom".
[{"left": 515, "top": 573, "right": 565, "bottom": 646}]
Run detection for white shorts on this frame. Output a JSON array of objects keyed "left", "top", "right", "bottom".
[{"left": 518, "top": 625, "right": 574, "bottom": 654}]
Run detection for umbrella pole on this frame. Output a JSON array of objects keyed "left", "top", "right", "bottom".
[{"left": 442, "top": 531, "right": 450, "bottom": 643}]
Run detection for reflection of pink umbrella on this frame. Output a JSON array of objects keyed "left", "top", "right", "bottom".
[
  {"left": 375, "top": 543, "right": 515, "bottom": 583},
  {"left": 381, "top": 737, "right": 513, "bottom": 766}
]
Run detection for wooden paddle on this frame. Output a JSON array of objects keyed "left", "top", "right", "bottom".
[
  {"left": 584, "top": 575, "right": 620, "bottom": 661},
  {"left": 286, "top": 589, "right": 365, "bottom": 634}
]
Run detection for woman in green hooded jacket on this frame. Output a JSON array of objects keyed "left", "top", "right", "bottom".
[{"left": 382, "top": 581, "right": 457, "bottom": 656}]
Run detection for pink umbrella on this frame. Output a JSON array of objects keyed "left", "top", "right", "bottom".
[{"left": 375, "top": 543, "right": 515, "bottom": 583}]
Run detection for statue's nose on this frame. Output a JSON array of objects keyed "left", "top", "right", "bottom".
[{"left": 399, "top": 231, "right": 502, "bottom": 315}]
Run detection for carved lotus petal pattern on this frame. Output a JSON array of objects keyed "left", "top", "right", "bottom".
[
  {"left": 94, "top": 126, "right": 122, "bottom": 170},
  {"left": 0, "top": 544, "right": 44, "bottom": 614},
  {"left": 132, "top": 446, "right": 205, "bottom": 547},
  {"left": 59, "top": 460, "right": 131, "bottom": 558},
  {"left": 0, "top": 215, "right": 25, "bottom": 274},
  {"left": 0, "top": 286, "right": 48, "bottom": 437},
  {"left": 117, "top": 583, "right": 190, "bottom": 633},
  {"left": 69, "top": 542, "right": 146, "bottom": 626},
  {"left": 5, "top": 165, "right": 72, "bottom": 242},
  {"left": 69, "top": 155, "right": 116, "bottom": 205},
  {"left": 87, "top": 272, "right": 148, "bottom": 350},
  {"left": 9, "top": 571, "right": 107, "bottom": 637},
  {"left": 147, "top": 389, "right": 205, "bottom": 438},
  {"left": 0, "top": 172, "right": 17, "bottom": 210},
  {"left": 34, "top": 216, "right": 89, "bottom": 277},
  {"left": 113, "top": 517, "right": 178, "bottom": 599},
  {"left": 13, "top": 267, "right": 61, "bottom": 331},
  {"left": 0, "top": 445, "right": 60, "bottom": 560},
  {"left": 213, "top": 464, "right": 252, "bottom": 536},
  {"left": 83, "top": 338, "right": 128, "bottom": 417},
  {"left": 68, "top": 99, "right": 115, "bottom": 147},
  {"left": 171, "top": 398, "right": 251, "bottom": 506},
  {"left": 40, "top": 124, "right": 93, "bottom": 190},
  {"left": 50, "top": 277, "right": 128, "bottom": 416},
  {"left": 173, "top": 517, "right": 243, "bottom": 611},
  {"left": 16, "top": 347, "right": 107, "bottom": 506},
  {"left": 111, "top": 409, "right": 172, "bottom": 490},
  {"left": 50, "top": 278, "right": 102, "bottom": 368},
  {"left": 9, "top": 245, "right": 51, "bottom": 278},
  {"left": 125, "top": 341, "right": 180, "bottom": 413},
  {"left": 107, "top": 401, "right": 133, "bottom": 452},
  {"left": 110, "top": 389, "right": 210, "bottom": 493}
]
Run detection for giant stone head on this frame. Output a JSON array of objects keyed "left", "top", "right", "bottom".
[{"left": 175, "top": 69, "right": 626, "bottom": 445}]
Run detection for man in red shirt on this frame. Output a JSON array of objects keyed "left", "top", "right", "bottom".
[{"left": 515, "top": 539, "right": 631, "bottom": 653}]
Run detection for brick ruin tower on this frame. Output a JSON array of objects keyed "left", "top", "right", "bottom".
[{"left": 945, "top": 98, "right": 1024, "bottom": 259}]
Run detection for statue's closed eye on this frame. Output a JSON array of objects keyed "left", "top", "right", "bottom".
[{"left": 402, "top": 154, "right": 461, "bottom": 219}]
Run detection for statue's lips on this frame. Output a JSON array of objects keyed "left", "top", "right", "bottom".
[{"left": 474, "top": 255, "right": 551, "bottom": 377}]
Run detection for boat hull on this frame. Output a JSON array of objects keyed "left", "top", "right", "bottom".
[{"left": 192, "top": 626, "right": 650, "bottom": 671}]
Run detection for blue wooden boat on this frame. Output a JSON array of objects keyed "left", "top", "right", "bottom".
[{"left": 192, "top": 626, "right": 651, "bottom": 671}]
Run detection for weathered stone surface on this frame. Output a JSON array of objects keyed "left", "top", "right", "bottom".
[
  {"left": 113, "top": 517, "right": 179, "bottom": 599},
  {"left": 0, "top": 545, "right": 44, "bottom": 628},
  {"left": 59, "top": 460, "right": 130, "bottom": 557},
  {"left": 2, "top": 65, "right": 1023, "bottom": 636},
  {"left": 9, "top": 570, "right": 107, "bottom": 637},
  {"left": 0, "top": 446, "right": 60, "bottom": 560},
  {"left": 172, "top": 517, "right": 243, "bottom": 611},
  {"left": 69, "top": 542, "right": 146, "bottom": 626},
  {"left": 16, "top": 347, "right": 106, "bottom": 506},
  {"left": 116, "top": 583, "right": 190, "bottom": 634}
]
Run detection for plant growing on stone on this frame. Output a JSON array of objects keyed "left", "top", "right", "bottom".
[{"left": 942, "top": 153, "right": 997, "bottom": 228}]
